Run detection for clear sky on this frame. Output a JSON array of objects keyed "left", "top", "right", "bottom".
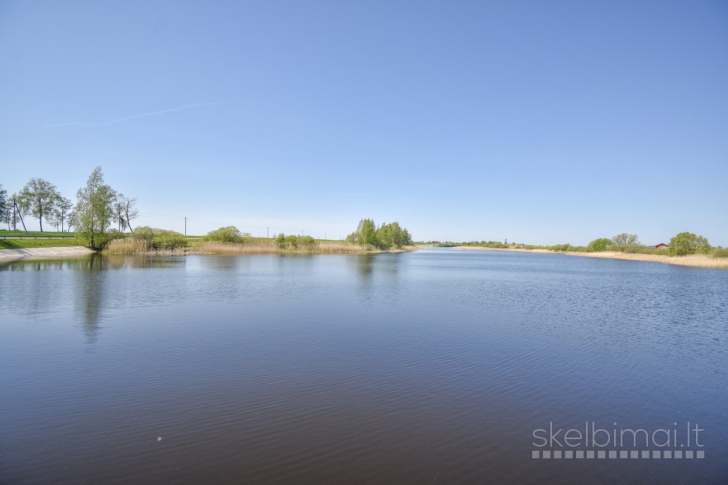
[{"left": 1, "top": 1, "right": 726, "bottom": 244}]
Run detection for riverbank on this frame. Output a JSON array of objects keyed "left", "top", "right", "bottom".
[
  {"left": 0, "top": 238, "right": 83, "bottom": 249},
  {"left": 0, "top": 246, "right": 95, "bottom": 262},
  {"left": 454, "top": 246, "right": 728, "bottom": 269}
]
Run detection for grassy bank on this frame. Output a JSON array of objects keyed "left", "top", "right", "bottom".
[
  {"left": 0, "top": 238, "right": 84, "bottom": 249},
  {"left": 0, "top": 231, "right": 75, "bottom": 237}
]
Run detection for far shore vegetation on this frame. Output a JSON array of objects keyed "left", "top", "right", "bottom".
[
  {"left": 103, "top": 219, "right": 415, "bottom": 256},
  {"left": 2, "top": 170, "right": 724, "bottom": 265},
  {"left": 425, "top": 232, "right": 728, "bottom": 261}
]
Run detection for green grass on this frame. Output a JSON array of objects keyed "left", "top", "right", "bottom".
[
  {"left": 0, "top": 230, "right": 76, "bottom": 237},
  {"left": 0, "top": 238, "right": 84, "bottom": 249}
]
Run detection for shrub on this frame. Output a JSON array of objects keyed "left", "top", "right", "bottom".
[
  {"left": 152, "top": 229, "right": 188, "bottom": 249},
  {"left": 669, "top": 232, "right": 711, "bottom": 256},
  {"left": 611, "top": 233, "right": 640, "bottom": 249},
  {"left": 549, "top": 243, "right": 585, "bottom": 252},
  {"left": 274, "top": 233, "right": 317, "bottom": 249},
  {"left": 134, "top": 226, "right": 156, "bottom": 246},
  {"left": 586, "top": 238, "right": 612, "bottom": 252},
  {"left": 203, "top": 226, "right": 245, "bottom": 244},
  {"left": 95, "top": 230, "right": 125, "bottom": 249},
  {"left": 712, "top": 247, "right": 728, "bottom": 258},
  {"left": 132, "top": 226, "right": 188, "bottom": 250}
]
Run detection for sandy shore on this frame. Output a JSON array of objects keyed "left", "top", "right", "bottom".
[
  {"left": 0, "top": 246, "right": 96, "bottom": 262},
  {"left": 454, "top": 246, "right": 728, "bottom": 269}
]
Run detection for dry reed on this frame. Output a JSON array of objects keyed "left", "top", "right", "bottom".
[
  {"left": 104, "top": 238, "right": 148, "bottom": 253},
  {"left": 104, "top": 238, "right": 417, "bottom": 256},
  {"left": 566, "top": 251, "right": 728, "bottom": 269},
  {"left": 198, "top": 241, "right": 374, "bottom": 254}
]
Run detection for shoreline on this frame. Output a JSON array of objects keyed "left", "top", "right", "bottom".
[
  {"left": 454, "top": 246, "right": 728, "bottom": 269},
  {"left": 453, "top": 246, "right": 551, "bottom": 253},
  {"left": 0, "top": 246, "right": 96, "bottom": 262},
  {"left": 103, "top": 245, "right": 421, "bottom": 256},
  {"left": 564, "top": 251, "right": 728, "bottom": 269}
]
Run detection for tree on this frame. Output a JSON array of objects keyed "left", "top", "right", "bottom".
[
  {"left": 669, "top": 232, "right": 712, "bottom": 256},
  {"left": 50, "top": 196, "right": 74, "bottom": 232},
  {"left": 347, "top": 219, "right": 379, "bottom": 247},
  {"left": 611, "top": 233, "right": 640, "bottom": 248},
  {"left": 66, "top": 208, "right": 78, "bottom": 233},
  {"left": 586, "top": 238, "right": 612, "bottom": 252},
  {"left": 117, "top": 194, "right": 138, "bottom": 233},
  {"left": 74, "top": 167, "right": 118, "bottom": 248},
  {"left": 18, "top": 178, "right": 59, "bottom": 231},
  {"left": 114, "top": 196, "right": 128, "bottom": 232},
  {"left": 376, "top": 222, "right": 412, "bottom": 248},
  {"left": 0, "top": 184, "right": 8, "bottom": 230},
  {"left": 346, "top": 219, "right": 412, "bottom": 249}
]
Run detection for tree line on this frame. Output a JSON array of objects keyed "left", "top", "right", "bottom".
[
  {"left": 586, "top": 232, "right": 719, "bottom": 257},
  {"left": 437, "top": 231, "right": 724, "bottom": 258},
  {"left": 0, "top": 167, "right": 138, "bottom": 248}
]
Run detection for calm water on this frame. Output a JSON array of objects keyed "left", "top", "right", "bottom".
[{"left": 1, "top": 249, "right": 727, "bottom": 484}]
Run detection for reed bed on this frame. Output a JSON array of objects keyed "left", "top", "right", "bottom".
[
  {"left": 104, "top": 238, "right": 148, "bottom": 253},
  {"left": 104, "top": 238, "right": 188, "bottom": 255},
  {"left": 198, "top": 241, "right": 374, "bottom": 254},
  {"left": 104, "top": 238, "right": 417, "bottom": 256},
  {"left": 566, "top": 251, "right": 728, "bottom": 269}
]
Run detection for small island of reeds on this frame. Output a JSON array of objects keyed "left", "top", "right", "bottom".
[{"left": 104, "top": 220, "right": 416, "bottom": 256}]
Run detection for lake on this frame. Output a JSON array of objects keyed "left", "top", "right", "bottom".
[{"left": 1, "top": 249, "right": 726, "bottom": 484}]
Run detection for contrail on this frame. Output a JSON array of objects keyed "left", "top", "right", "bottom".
[{"left": 41, "top": 103, "right": 218, "bottom": 129}]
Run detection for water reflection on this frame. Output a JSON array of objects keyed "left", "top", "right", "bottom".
[{"left": 72, "top": 254, "right": 107, "bottom": 342}]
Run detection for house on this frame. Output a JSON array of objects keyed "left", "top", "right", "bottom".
[{"left": 655, "top": 243, "right": 668, "bottom": 249}]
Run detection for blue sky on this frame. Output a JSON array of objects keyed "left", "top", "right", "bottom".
[{"left": 1, "top": 1, "right": 726, "bottom": 244}]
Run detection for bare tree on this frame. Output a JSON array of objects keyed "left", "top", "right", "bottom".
[
  {"left": 114, "top": 195, "right": 128, "bottom": 232},
  {"left": 51, "top": 196, "right": 74, "bottom": 232},
  {"left": 121, "top": 196, "right": 139, "bottom": 233},
  {"left": 18, "top": 178, "right": 59, "bottom": 232}
]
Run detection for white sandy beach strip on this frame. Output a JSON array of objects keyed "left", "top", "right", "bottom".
[{"left": 0, "top": 246, "right": 95, "bottom": 261}]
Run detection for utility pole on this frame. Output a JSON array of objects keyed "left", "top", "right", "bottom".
[
  {"left": 267, "top": 227, "right": 269, "bottom": 238},
  {"left": 185, "top": 217, "right": 187, "bottom": 236}
]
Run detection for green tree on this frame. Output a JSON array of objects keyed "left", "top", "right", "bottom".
[
  {"left": 669, "top": 232, "right": 712, "bottom": 256},
  {"left": 347, "top": 219, "right": 380, "bottom": 247},
  {"left": 376, "top": 222, "right": 412, "bottom": 248},
  {"left": 0, "top": 184, "right": 8, "bottom": 229},
  {"left": 74, "top": 167, "right": 118, "bottom": 249},
  {"left": 346, "top": 219, "right": 412, "bottom": 249},
  {"left": 611, "top": 233, "right": 640, "bottom": 248},
  {"left": 18, "top": 178, "right": 60, "bottom": 231},
  {"left": 50, "top": 196, "right": 74, "bottom": 232},
  {"left": 586, "top": 238, "right": 612, "bottom": 252}
]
